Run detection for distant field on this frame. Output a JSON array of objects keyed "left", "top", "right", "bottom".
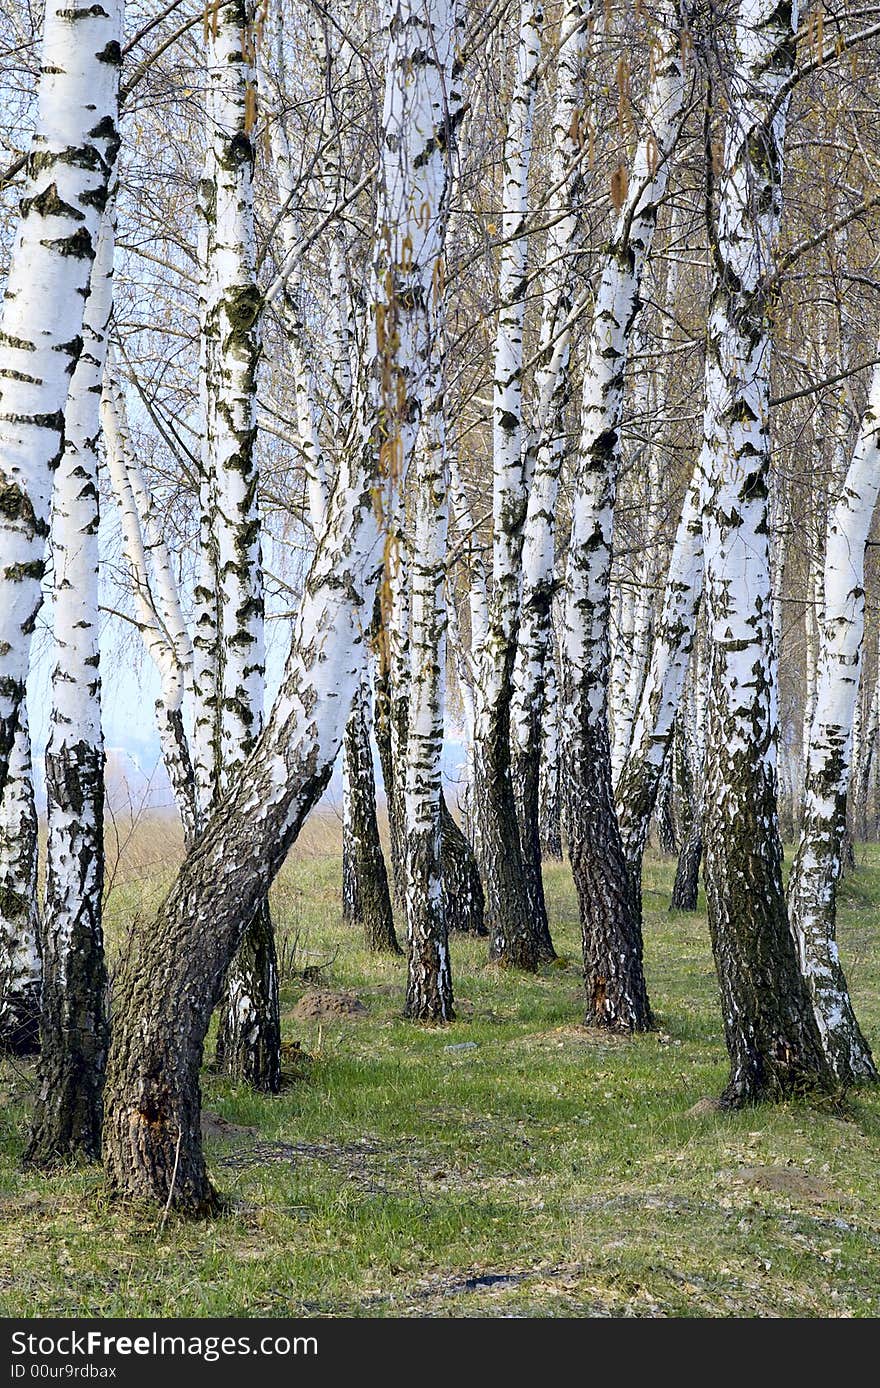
[{"left": 1, "top": 825, "right": 878, "bottom": 1317}]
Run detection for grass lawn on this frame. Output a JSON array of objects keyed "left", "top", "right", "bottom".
[{"left": 1, "top": 824, "right": 878, "bottom": 1317}]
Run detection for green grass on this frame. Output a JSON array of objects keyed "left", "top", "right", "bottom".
[{"left": 1, "top": 835, "right": 879, "bottom": 1317}]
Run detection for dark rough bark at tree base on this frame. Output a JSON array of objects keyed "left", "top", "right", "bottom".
[
  {"left": 670, "top": 720, "right": 702, "bottom": 912},
  {"left": 475, "top": 694, "right": 548, "bottom": 971},
  {"left": 372, "top": 655, "right": 406, "bottom": 904},
  {"left": 215, "top": 896, "right": 281, "bottom": 1092},
  {"left": 655, "top": 758, "right": 678, "bottom": 855},
  {"left": 512, "top": 726, "right": 556, "bottom": 960},
  {"left": 440, "top": 795, "right": 486, "bottom": 935},
  {"left": 703, "top": 749, "right": 838, "bottom": 1108},
  {"left": 0, "top": 984, "right": 40, "bottom": 1055},
  {"left": 103, "top": 751, "right": 336, "bottom": 1215},
  {"left": 564, "top": 724, "right": 654, "bottom": 1033},
  {"left": 343, "top": 689, "right": 399, "bottom": 953},
  {"left": 405, "top": 827, "right": 454, "bottom": 1023},
  {"left": 26, "top": 743, "right": 107, "bottom": 1165},
  {"left": 538, "top": 706, "right": 563, "bottom": 860},
  {"left": 671, "top": 830, "right": 701, "bottom": 911}
]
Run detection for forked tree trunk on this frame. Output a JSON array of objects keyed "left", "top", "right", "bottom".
[
  {"left": 700, "top": 0, "right": 836, "bottom": 1107},
  {"left": 342, "top": 679, "right": 399, "bottom": 954},
  {"left": 0, "top": 715, "right": 41, "bottom": 1054},
  {"left": 103, "top": 399, "right": 386, "bottom": 1213}
]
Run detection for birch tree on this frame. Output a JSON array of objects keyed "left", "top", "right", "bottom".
[
  {"left": 615, "top": 457, "right": 703, "bottom": 892},
  {"left": 787, "top": 356, "right": 880, "bottom": 1084},
  {"left": 26, "top": 206, "right": 115, "bottom": 1165},
  {"left": 472, "top": 0, "right": 548, "bottom": 970},
  {"left": 510, "top": 0, "right": 590, "bottom": 954},
  {"left": 203, "top": 1, "right": 280, "bottom": 1092},
  {"left": 699, "top": 0, "right": 835, "bottom": 1105},
  {"left": 560, "top": 0, "right": 689, "bottom": 1030},
  {"left": 0, "top": 713, "right": 41, "bottom": 1054},
  {"left": 342, "top": 676, "right": 399, "bottom": 955},
  {"left": 0, "top": 0, "right": 122, "bottom": 799},
  {"left": 103, "top": 383, "right": 386, "bottom": 1210}
]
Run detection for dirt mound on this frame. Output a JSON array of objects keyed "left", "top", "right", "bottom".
[
  {"left": 201, "top": 1110, "right": 259, "bottom": 1141},
  {"left": 686, "top": 1096, "right": 723, "bottom": 1117},
  {"left": 731, "top": 1165, "right": 837, "bottom": 1203},
  {"left": 293, "top": 989, "right": 367, "bottom": 1021}
]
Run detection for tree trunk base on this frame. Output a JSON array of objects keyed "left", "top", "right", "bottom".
[
  {"left": 215, "top": 897, "right": 281, "bottom": 1093},
  {"left": 440, "top": 796, "right": 486, "bottom": 935},
  {"left": 671, "top": 832, "right": 702, "bottom": 911}
]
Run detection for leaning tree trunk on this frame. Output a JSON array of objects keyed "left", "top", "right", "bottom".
[
  {"left": 561, "top": 0, "right": 688, "bottom": 1031},
  {"left": 342, "top": 678, "right": 399, "bottom": 954},
  {"left": 103, "top": 389, "right": 386, "bottom": 1213},
  {"left": 0, "top": 0, "right": 121, "bottom": 799},
  {"left": 26, "top": 207, "right": 115, "bottom": 1166},
  {"left": 0, "top": 715, "right": 41, "bottom": 1054},
  {"left": 206, "top": 2, "right": 280, "bottom": 1092},
  {"left": 786, "top": 357, "right": 880, "bottom": 1085},
  {"left": 473, "top": 0, "right": 546, "bottom": 971},
  {"left": 699, "top": 0, "right": 836, "bottom": 1107}
]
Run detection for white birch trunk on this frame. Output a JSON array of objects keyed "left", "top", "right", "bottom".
[
  {"left": 473, "top": 0, "right": 548, "bottom": 969},
  {"left": 0, "top": 0, "right": 122, "bottom": 798},
  {"left": 787, "top": 358, "right": 880, "bottom": 1083},
  {"left": 206, "top": 1, "right": 279, "bottom": 1093},
  {"left": 509, "top": 0, "right": 591, "bottom": 949},
  {"left": 699, "top": 0, "right": 834, "bottom": 1105},
  {"left": 616, "top": 456, "right": 704, "bottom": 879},
  {"left": 560, "top": 0, "right": 688, "bottom": 1030},
  {"left": 27, "top": 204, "right": 115, "bottom": 1164},
  {"left": 0, "top": 712, "right": 41, "bottom": 1054},
  {"left": 101, "top": 375, "right": 199, "bottom": 848}
]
